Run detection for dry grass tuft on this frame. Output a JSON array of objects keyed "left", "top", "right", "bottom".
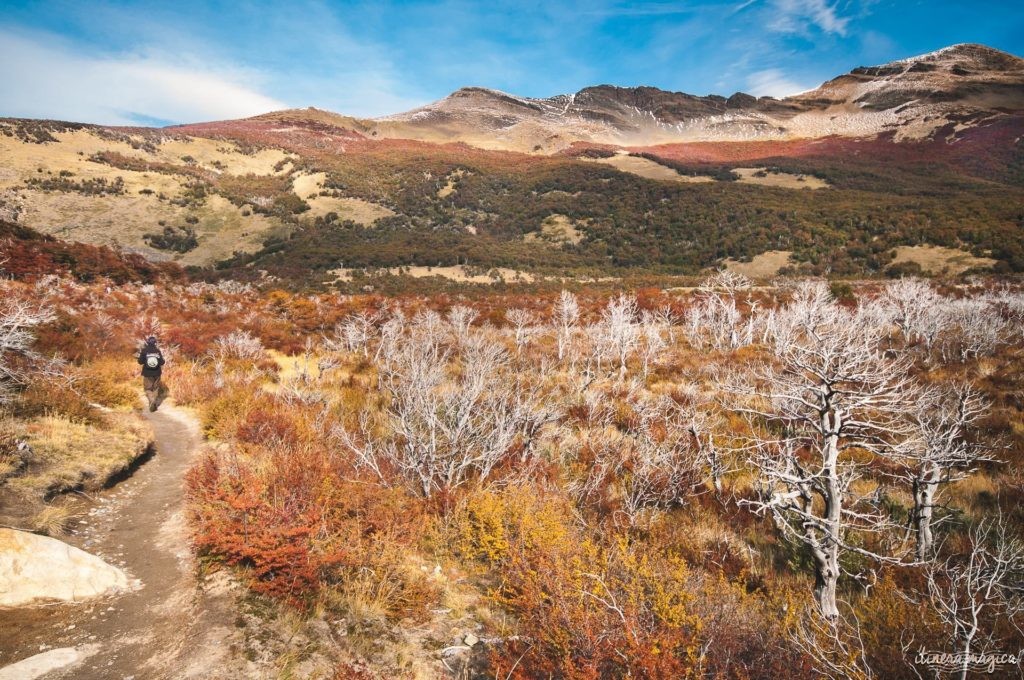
[{"left": 30, "top": 503, "right": 77, "bottom": 536}]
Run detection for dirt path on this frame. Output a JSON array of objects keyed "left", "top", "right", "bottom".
[{"left": 0, "top": 404, "right": 241, "bottom": 679}]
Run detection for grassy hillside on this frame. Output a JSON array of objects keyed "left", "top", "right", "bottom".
[{"left": 3, "top": 115, "right": 1024, "bottom": 288}]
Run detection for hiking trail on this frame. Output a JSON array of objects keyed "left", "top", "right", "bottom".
[{"left": 0, "top": 403, "right": 241, "bottom": 679}]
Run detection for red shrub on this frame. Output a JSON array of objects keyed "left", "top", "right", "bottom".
[{"left": 186, "top": 442, "right": 434, "bottom": 616}]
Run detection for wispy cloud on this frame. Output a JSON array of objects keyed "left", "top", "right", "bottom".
[
  {"left": 746, "top": 68, "right": 811, "bottom": 97},
  {"left": 730, "top": 0, "right": 760, "bottom": 15},
  {"left": 769, "top": 0, "right": 850, "bottom": 36},
  {"left": 0, "top": 29, "right": 285, "bottom": 125},
  {"left": 1, "top": 0, "right": 1017, "bottom": 123}
]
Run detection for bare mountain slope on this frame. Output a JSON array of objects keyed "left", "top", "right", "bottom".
[{"left": 369, "top": 43, "right": 1024, "bottom": 151}]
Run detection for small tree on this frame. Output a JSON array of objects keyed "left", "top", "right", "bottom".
[
  {"left": 597, "top": 294, "right": 639, "bottom": 379},
  {"left": 654, "top": 304, "right": 681, "bottom": 344},
  {"left": 335, "top": 310, "right": 379, "bottom": 357},
  {"left": 881, "top": 278, "right": 946, "bottom": 352},
  {"left": 506, "top": 308, "right": 536, "bottom": 354},
  {"left": 337, "top": 319, "right": 551, "bottom": 497},
  {"left": 686, "top": 270, "right": 751, "bottom": 351},
  {"left": 672, "top": 382, "right": 729, "bottom": 494},
  {"left": 941, "top": 298, "right": 1008, "bottom": 363},
  {"left": 637, "top": 310, "right": 668, "bottom": 379},
  {"left": 211, "top": 330, "right": 265, "bottom": 361},
  {"left": 447, "top": 305, "right": 478, "bottom": 343}
]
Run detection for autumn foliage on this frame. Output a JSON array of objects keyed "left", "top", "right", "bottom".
[{"left": 5, "top": 269, "right": 1023, "bottom": 679}]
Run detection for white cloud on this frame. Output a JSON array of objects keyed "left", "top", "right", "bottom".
[
  {"left": 746, "top": 68, "right": 810, "bottom": 97},
  {"left": 0, "top": 29, "right": 286, "bottom": 125},
  {"left": 769, "top": 0, "right": 850, "bottom": 37}
]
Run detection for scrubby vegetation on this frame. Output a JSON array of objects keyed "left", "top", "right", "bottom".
[
  {"left": 25, "top": 173, "right": 126, "bottom": 196},
  {"left": 219, "top": 139, "right": 1024, "bottom": 283},
  {"left": 0, "top": 283, "right": 154, "bottom": 533},
  {"left": 0, "top": 220, "right": 183, "bottom": 283},
  {"left": 144, "top": 225, "right": 199, "bottom": 253},
  {"left": 3, "top": 112, "right": 1024, "bottom": 674},
  {"left": 4, "top": 254, "right": 1022, "bottom": 678},
  {"left": 0, "top": 118, "right": 91, "bottom": 144}
]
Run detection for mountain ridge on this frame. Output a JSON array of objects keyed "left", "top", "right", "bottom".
[{"left": 360, "top": 43, "right": 1023, "bottom": 151}]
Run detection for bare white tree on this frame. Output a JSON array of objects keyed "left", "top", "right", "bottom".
[
  {"left": 735, "top": 282, "right": 917, "bottom": 620},
  {"left": 373, "top": 309, "right": 408, "bottom": 363},
  {"left": 791, "top": 607, "right": 876, "bottom": 680},
  {"left": 336, "top": 320, "right": 552, "bottom": 497},
  {"left": 895, "top": 384, "right": 993, "bottom": 560},
  {"left": 991, "top": 286, "right": 1024, "bottom": 342},
  {"left": 882, "top": 278, "right": 945, "bottom": 351},
  {"left": 672, "top": 382, "right": 730, "bottom": 494},
  {"left": 335, "top": 310, "right": 379, "bottom": 357},
  {"left": 654, "top": 304, "right": 681, "bottom": 344},
  {"left": 686, "top": 270, "right": 752, "bottom": 351},
  {"left": 553, "top": 290, "right": 579, "bottom": 362},
  {"left": 637, "top": 310, "right": 668, "bottom": 379},
  {"left": 941, "top": 298, "right": 1008, "bottom": 363},
  {"left": 926, "top": 518, "right": 1024, "bottom": 680},
  {"left": 211, "top": 330, "right": 265, "bottom": 361},
  {"left": 447, "top": 304, "right": 478, "bottom": 344},
  {"left": 0, "top": 299, "right": 57, "bottom": 404}
]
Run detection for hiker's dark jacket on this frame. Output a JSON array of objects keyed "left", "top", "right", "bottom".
[{"left": 138, "top": 343, "right": 165, "bottom": 377}]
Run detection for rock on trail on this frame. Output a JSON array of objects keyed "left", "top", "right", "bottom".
[
  {"left": 0, "top": 529, "right": 137, "bottom": 607},
  {"left": 0, "top": 645, "right": 99, "bottom": 680}
]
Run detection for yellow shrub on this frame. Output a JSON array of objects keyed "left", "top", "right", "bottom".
[
  {"left": 452, "top": 486, "right": 574, "bottom": 566},
  {"left": 164, "top": 361, "right": 219, "bottom": 406}
]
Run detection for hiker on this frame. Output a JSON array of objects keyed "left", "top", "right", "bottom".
[{"left": 138, "top": 336, "right": 167, "bottom": 412}]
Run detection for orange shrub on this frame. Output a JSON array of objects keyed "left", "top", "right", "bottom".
[
  {"left": 17, "top": 376, "right": 102, "bottom": 424},
  {"left": 76, "top": 358, "right": 139, "bottom": 409},
  {"left": 235, "top": 405, "right": 303, "bottom": 449},
  {"left": 163, "top": 362, "right": 220, "bottom": 406},
  {"left": 489, "top": 535, "right": 702, "bottom": 679}
]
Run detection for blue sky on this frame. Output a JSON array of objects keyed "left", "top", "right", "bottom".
[{"left": 1, "top": 0, "right": 1022, "bottom": 125}]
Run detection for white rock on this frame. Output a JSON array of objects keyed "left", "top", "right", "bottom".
[
  {"left": 0, "top": 528, "right": 137, "bottom": 606},
  {"left": 0, "top": 645, "right": 99, "bottom": 680}
]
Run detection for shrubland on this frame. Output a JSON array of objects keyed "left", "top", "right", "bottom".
[{"left": 2, "top": 258, "right": 1022, "bottom": 678}]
